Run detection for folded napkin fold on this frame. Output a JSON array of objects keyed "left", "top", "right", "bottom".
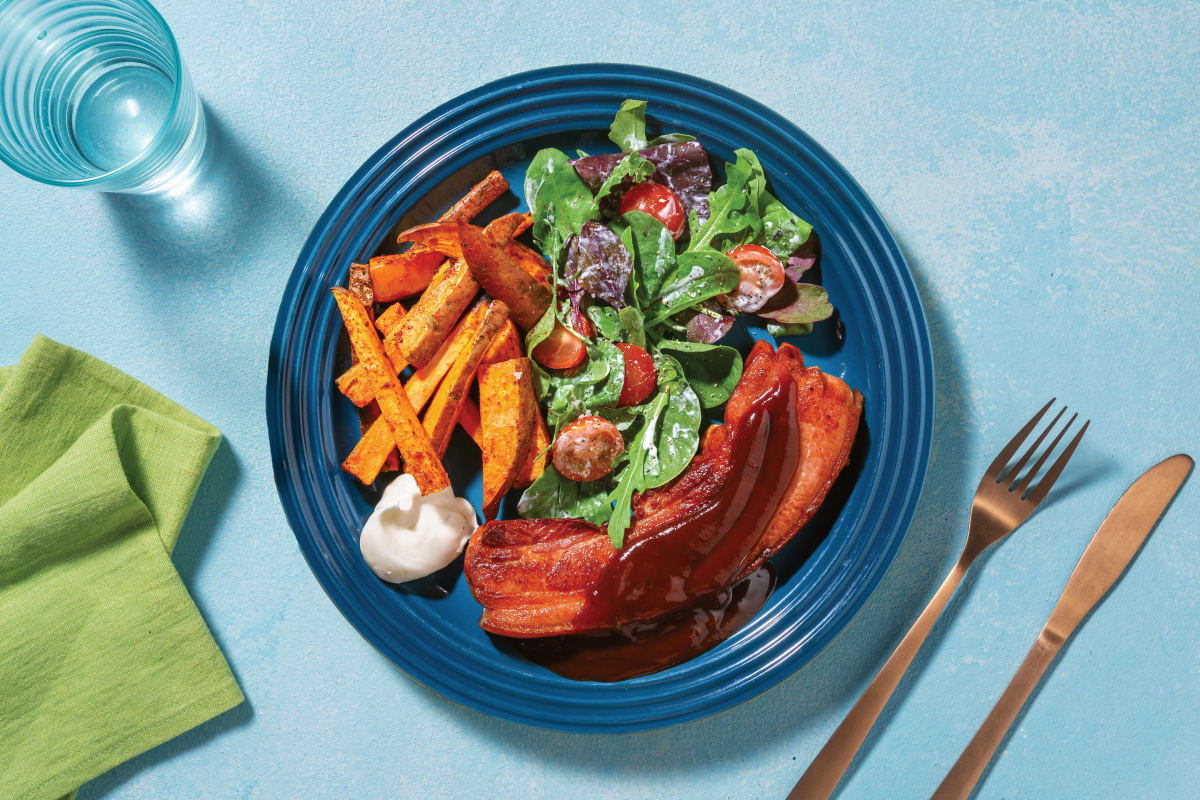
[{"left": 0, "top": 336, "right": 243, "bottom": 800}]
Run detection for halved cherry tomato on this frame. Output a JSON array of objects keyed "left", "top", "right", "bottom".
[
  {"left": 532, "top": 320, "right": 586, "bottom": 369},
  {"left": 615, "top": 342, "right": 657, "bottom": 407},
  {"left": 619, "top": 181, "right": 686, "bottom": 239},
  {"left": 532, "top": 296, "right": 595, "bottom": 371},
  {"left": 718, "top": 244, "right": 786, "bottom": 313},
  {"left": 552, "top": 415, "right": 625, "bottom": 482}
]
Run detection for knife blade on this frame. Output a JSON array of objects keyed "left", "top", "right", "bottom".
[
  {"left": 932, "top": 453, "right": 1192, "bottom": 800},
  {"left": 1042, "top": 453, "right": 1192, "bottom": 646}
]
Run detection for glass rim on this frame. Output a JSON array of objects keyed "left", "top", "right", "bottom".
[{"left": 0, "top": 0, "right": 187, "bottom": 187}]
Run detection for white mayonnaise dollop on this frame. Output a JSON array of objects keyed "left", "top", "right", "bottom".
[{"left": 359, "top": 473, "right": 478, "bottom": 583}]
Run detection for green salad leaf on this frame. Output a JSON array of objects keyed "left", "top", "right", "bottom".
[
  {"left": 607, "top": 99, "right": 697, "bottom": 151},
  {"left": 517, "top": 464, "right": 612, "bottom": 525},
  {"left": 542, "top": 339, "right": 625, "bottom": 429},
  {"left": 622, "top": 210, "right": 677, "bottom": 307},
  {"left": 758, "top": 189, "right": 813, "bottom": 260},
  {"left": 618, "top": 307, "right": 647, "bottom": 349},
  {"left": 586, "top": 305, "right": 625, "bottom": 341},
  {"left": 594, "top": 152, "right": 656, "bottom": 205},
  {"left": 648, "top": 250, "right": 740, "bottom": 326},
  {"left": 604, "top": 391, "right": 667, "bottom": 547},
  {"left": 608, "top": 99, "right": 650, "bottom": 151},
  {"left": 766, "top": 321, "right": 814, "bottom": 338},
  {"left": 687, "top": 148, "right": 765, "bottom": 253},
  {"left": 639, "top": 354, "right": 701, "bottom": 489},
  {"left": 524, "top": 302, "right": 558, "bottom": 368},
  {"left": 654, "top": 340, "right": 744, "bottom": 408},
  {"left": 525, "top": 148, "right": 597, "bottom": 265}
]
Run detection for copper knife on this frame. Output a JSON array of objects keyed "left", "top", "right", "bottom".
[{"left": 931, "top": 453, "right": 1193, "bottom": 800}]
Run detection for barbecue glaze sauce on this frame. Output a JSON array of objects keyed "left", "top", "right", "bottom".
[{"left": 520, "top": 372, "right": 799, "bottom": 681}]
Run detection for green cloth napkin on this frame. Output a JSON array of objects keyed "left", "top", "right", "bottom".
[{"left": 0, "top": 336, "right": 244, "bottom": 800}]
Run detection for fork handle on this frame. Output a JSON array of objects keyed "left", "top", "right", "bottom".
[
  {"left": 789, "top": 558, "right": 968, "bottom": 800},
  {"left": 930, "top": 634, "right": 1060, "bottom": 800}
]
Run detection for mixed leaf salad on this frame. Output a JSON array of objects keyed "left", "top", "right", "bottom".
[{"left": 519, "top": 100, "right": 834, "bottom": 547}]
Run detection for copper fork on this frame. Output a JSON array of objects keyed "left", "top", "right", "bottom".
[{"left": 788, "top": 400, "right": 1089, "bottom": 800}]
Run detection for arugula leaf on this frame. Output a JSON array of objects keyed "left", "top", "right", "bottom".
[
  {"left": 687, "top": 148, "right": 765, "bottom": 253},
  {"left": 648, "top": 132, "right": 697, "bottom": 145},
  {"left": 594, "top": 152, "right": 656, "bottom": 205},
  {"left": 605, "top": 391, "right": 669, "bottom": 546},
  {"left": 525, "top": 303, "right": 556, "bottom": 357},
  {"left": 647, "top": 250, "right": 740, "bottom": 326},
  {"left": 524, "top": 148, "right": 597, "bottom": 265},
  {"left": 759, "top": 189, "right": 813, "bottom": 261},
  {"left": 654, "top": 340, "right": 744, "bottom": 408},
  {"left": 517, "top": 464, "right": 612, "bottom": 525},
  {"left": 640, "top": 354, "right": 701, "bottom": 489},
  {"left": 622, "top": 210, "right": 676, "bottom": 307},
  {"left": 608, "top": 99, "right": 649, "bottom": 151}
]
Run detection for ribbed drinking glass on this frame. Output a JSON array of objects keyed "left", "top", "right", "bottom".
[{"left": 0, "top": 0, "right": 205, "bottom": 193}]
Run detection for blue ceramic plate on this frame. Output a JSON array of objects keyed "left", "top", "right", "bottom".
[{"left": 267, "top": 64, "right": 933, "bottom": 733}]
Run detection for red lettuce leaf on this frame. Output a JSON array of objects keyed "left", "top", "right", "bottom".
[
  {"left": 757, "top": 278, "right": 833, "bottom": 325},
  {"left": 564, "top": 221, "right": 633, "bottom": 310},
  {"left": 572, "top": 141, "right": 713, "bottom": 222},
  {"left": 785, "top": 230, "right": 820, "bottom": 283},
  {"left": 684, "top": 301, "right": 735, "bottom": 343}
]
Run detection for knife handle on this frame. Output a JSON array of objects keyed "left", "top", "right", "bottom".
[
  {"left": 931, "top": 633, "right": 1060, "bottom": 800},
  {"left": 789, "top": 559, "right": 968, "bottom": 800}
]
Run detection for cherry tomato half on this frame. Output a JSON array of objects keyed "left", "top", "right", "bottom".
[
  {"left": 718, "top": 244, "right": 786, "bottom": 313},
  {"left": 619, "top": 182, "right": 686, "bottom": 239},
  {"left": 615, "top": 342, "right": 657, "bottom": 407},
  {"left": 532, "top": 320, "right": 587, "bottom": 370},
  {"left": 552, "top": 415, "right": 626, "bottom": 482}
]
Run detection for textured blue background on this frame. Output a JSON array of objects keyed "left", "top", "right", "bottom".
[{"left": 1, "top": 1, "right": 1197, "bottom": 797}]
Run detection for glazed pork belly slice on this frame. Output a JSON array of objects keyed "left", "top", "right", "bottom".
[{"left": 464, "top": 342, "right": 862, "bottom": 638}]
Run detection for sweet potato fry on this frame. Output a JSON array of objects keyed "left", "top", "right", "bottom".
[
  {"left": 481, "top": 319, "right": 522, "bottom": 364},
  {"left": 348, "top": 262, "right": 375, "bottom": 314},
  {"left": 370, "top": 252, "right": 443, "bottom": 303},
  {"left": 331, "top": 288, "right": 449, "bottom": 493},
  {"left": 511, "top": 213, "right": 533, "bottom": 238},
  {"left": 458, "top": 397, "right": 484, "bottom": 449},
  {"left": 398, "top": 223, "right": 552, "bottom": 330},
  {"left": 444, "top": 170, "right": 508, "bottom": 220},
  {"left": 340, "top": 300, "right": 484, "bottom": 413},
  {"left": 374, "top": 301, "right": 407, "bottom": 336},
  {"left": 343, "top": 405, "right": 398, "bottom": 483},
  {"left": 477, "top": 357, "right": 536, "bottom": 520},
  {"left": 512, "top": 404, "right": 550, "bottom": 489},
  {"left": 505, "top": 240, "right": 551, "bottom": 285},
  {"left": 404, "top": 300, "right": 487, "bottom": 411},
  {"left": 484, "top": 212, "right": 532, "bottom": 243},
  {"left": 337, "top": 364, "right": 377, "bottom": 408},
  {"left": 391, "top": 257, "right": 479, "bottom": 367},
  {"left": 337, "top": 304, "right": 408, "bottom": 407},
  {"left": 422, "top": 300, "right": 509, "bottom": 457},
  {"left": 370, "top": 171, "right": 509, "bottom": 302}
]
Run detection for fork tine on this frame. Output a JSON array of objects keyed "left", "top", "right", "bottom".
[
  {"left": 1013, "top": 411, "right": 1077, "bottom": 495},
  {"left": 1002, "top": 406, "right": 1067, "bottom": 487},
  {"left": 1024, "top": 420, "right": 1089, "bottom": 505},
  {"left": 985, "top": 398, "right": 1055, "bottom": 480}
]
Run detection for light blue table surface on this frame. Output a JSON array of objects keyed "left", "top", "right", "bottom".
[{"left": 2, "top": 1, "right": 1197, "bottom": 797}]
